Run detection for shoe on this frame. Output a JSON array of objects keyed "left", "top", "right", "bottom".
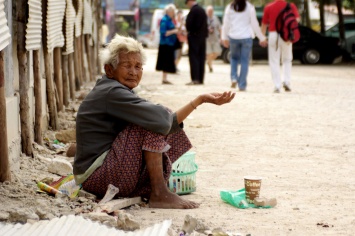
[
  {"left": 274, "top": 88, "right": 280, "bottom": 93},
  {"left": 231, "top": 82, "right": 237, "bottom": 88},
  {"left": 162, "top": 80, "right": 173, "bottom": 85},
  {"left": 283, "top": 83, "right": 291, "bottom": 92},
  {"left": 186, "top": 81, "right": 202, "bottom": 85},
  {"left": 209, "top": 67, "right": 213, "bottom": 73},
  {"left": 239, "top": 88, "right": 246, "bottom": 92}
]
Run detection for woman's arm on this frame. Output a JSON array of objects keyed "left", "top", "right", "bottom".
[
  {"left": 175, "top": 91, "right": 235, "bottom": 124},
  {"left": 165, "top": 28, "right": 179, "bottom": 36},
  {"left": 250, "top": 5, "right": 266, "bottom": 42},
  {"left": 221, "top": 5, "right": 231, "bottom": 47}
]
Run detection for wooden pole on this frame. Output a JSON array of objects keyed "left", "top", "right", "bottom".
[
  {"left": 33, "top": 50, "right": 43, "bottom": 145},
  {"left": 17, "top": 0, "right": 33, "bottom": 156},
  {"left": 90, "top": 38, "right": 96, "bottom": 80},
  {"left": 42, "top": 0, "right": 58, "bottom": 130},
  {"left": 68, "top": 53, "right": 75, "bottom": 99},
  {"left": 0, "top": 51, "right": 11, "bottom": 182},
  {"left": 95, "top": 0, "right": 102, "bottom": 75},
  {"left": 95, "top": 38, "right": 100, "bottom": 75},
  {"left": 54, "top": 82, "right": 60, "bottom": 111},
  {"left": 84, "top": 35, "right": 93, "bottom": 81},
  {"left": 54, "top": 47, "right": 63, "bottom": 111},
  {"left": 80, "top": 35, "right": 87, "bottom": 82},
  {"left": 44, "top": 50, "right": 58, "bottom": 130},
  {"left": 62, "top": 54, "right": 70, "bottom": 106},
  {"left": 74, "top": 37, "right": 82, "bottom": 89},
  {"left": 84, "top": 34, "right": 93, "bottom": 81}
]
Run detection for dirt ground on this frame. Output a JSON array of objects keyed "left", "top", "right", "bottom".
[{"left": 1, "top": 49, "right": 354, "bottom": 235}]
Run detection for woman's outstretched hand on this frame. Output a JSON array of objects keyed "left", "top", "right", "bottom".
[
  {"left": 199, "top": 91, "right": 236, "bottom": 106},
  {"left": 176, "top": 91, "right": 236, "bottom": 124}
]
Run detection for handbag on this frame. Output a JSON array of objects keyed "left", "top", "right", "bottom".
[{"left": 177, "top": 32, "right": 187, "bottom": 43}]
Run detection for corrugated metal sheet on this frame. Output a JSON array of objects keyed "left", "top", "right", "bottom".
[
  {"left": 0, "top": 0, "right": 11, "bottom": 51},
  {"left": 26, "top": 0, "right": 42, "bottom": 51},
  {"left": 75, "top": 0, "right": 83, "bottom": 37},
  {"left": 0, "top": 215, "right": 171, "bottom": 236},
  {"left": 63, "top": 0, "right": 76, "bottom": 55},
  {"left": 82, "top": 0, "right": 92, "bottom": 35},
  {"left": 46, "top": 0, "right": 65, "bottom": 52}
]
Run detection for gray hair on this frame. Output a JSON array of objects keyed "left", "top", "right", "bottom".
[
  {"left": 164, "top": 4, "right": 176, "bottom": 14},
  {"left": 100, "top": 34, "right": 147, "bottom": 69},
  {"left": 206, "top": 5, "right": 214, "bottom": 13}
]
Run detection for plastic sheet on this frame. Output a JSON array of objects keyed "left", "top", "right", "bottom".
[{"left": 220, "top": 188, "right": 273, "bottom": 209}]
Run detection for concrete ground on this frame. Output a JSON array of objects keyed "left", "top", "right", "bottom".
[{"left": 127, "top": 49, "right": 355, "bottom": 235}]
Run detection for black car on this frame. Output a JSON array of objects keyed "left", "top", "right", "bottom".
[{"left": 221, "top": 25, "right": 342, "bottom": 64}]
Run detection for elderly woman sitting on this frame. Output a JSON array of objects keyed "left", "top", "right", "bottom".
[{"left": 74, "top": 35, "right": 235, "bottom": 209}]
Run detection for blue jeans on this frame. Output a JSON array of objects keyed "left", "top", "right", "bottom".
[{"left": 229, "top": 38, "right": 253, "bottom": 90}]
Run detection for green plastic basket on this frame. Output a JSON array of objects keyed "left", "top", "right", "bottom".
[{"left": 168, "top": 151, "right": 198, "bottom": 195}]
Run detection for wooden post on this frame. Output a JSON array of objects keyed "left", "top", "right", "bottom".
[
  {"left": 90, "top": 37, "right": 96, "bottom": 80},
  {"left": 95, "top": 38, "right": 100, "bottom": 76},
  {"left": 95, "top": 0, "right": 102, "bottom": 75},
  {"left": 80, "top": 35, "right": 88, "bottom": 82},
  {"left": 74, "top": 37, "right": 82, "bottom": 89},
  {"left": 62, "top": 54, "right": 69, "bottom": 106},
  {"left": 84, "top": 35, "right": 93, "bottom": 81},
  {"left": 54, "top": 47, "right": 63, "bottom": 111},
  {"left": 44, "top": 50, "right": 58, "bottom": 130},
  {"left": 17, "top": 0, "right": 33, "bottom": 156},
  {"left": 42, "top": 0, "right": 58, "bottom": 130},
  {"left": 68, "top": 53, "right": 75, "bottom": 99},
  {"left": 0, "top": 51, "right": 11, "bottom": 182},
  {"left": 33, "top": 50, "right": 43, "bottom": 145}
]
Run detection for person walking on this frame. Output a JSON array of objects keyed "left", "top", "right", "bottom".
[
  {"left": 206, "top": 5, "right": 222, "bottom": 73},
  {"left": 261, "top": 0, "right": 300, "bottom": 93},
  {"left": 222, "top": 0, "right": 267, "bottom": 91},
  {"left": 185, "top": 0, "right": 208, "bottom": 85},
  {"left": 155, "top": 4, "right": 179, "bottom": 85},
  {"left": 175, "top": 10, "right": 187, "bottom": 71}
]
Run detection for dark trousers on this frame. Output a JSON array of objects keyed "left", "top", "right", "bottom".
[{"left": 188, "top": 35, "right": 206, "bottom": 84}]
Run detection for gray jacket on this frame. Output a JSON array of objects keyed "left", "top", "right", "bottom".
[{"left": 74, "top": 75, "right": 182, "bottom": 175}]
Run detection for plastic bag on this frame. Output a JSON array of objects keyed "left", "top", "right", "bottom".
[
  {"left": 50, "top": 174, "right": 81, "bottom": 198},
  {"left": 58, "top": 179, "right": 81, "bottom": 198},
  {"left": 220, "top": 188, "right": 272, "bottom": 209}
]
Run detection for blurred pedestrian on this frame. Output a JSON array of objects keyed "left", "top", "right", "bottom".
[
  {"left": 261, "top": 0, "right": 300, "bottom": 93},
  {"left": 175, "top": 10, "right": 187, "bottom": 71},
  {"left": 185, "top": 0, "right": 208, "bottom": 85},
  {"left": 222, "top": 0, "right": 267, "bottom": 91},
  {"left": 206, "top": 6, "right": 222, "bottom": 73},
  {"left": 155, "top": 4, "right": 179, "bottom": 85}
]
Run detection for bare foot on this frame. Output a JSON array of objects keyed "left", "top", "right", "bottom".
[{"left": 149, "top": 189, "right": 200, "bottom": 209}]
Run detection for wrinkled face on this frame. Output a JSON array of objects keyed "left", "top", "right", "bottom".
[{"left": 105, "top": 52, "right": 143, "bottom": 89}]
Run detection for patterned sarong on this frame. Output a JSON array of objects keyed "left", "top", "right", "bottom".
[{"left": 82, "top": 124, "right": 192, "bottom": 199}]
